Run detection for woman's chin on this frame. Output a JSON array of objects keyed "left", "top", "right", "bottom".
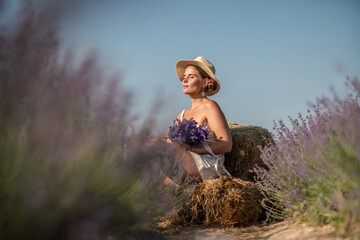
[
  {"left": 183, "top": 91, "right": 195, "bottom": 96},
  {"left": 183, "top": 92, "right": 202, "bottom": 98}
]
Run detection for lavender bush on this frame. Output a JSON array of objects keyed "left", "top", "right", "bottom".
[
  {"left": 254, "top": 76, "right": 360, "bottom": 235},
  {"left": 0, "top": 2, "right": 176, "bottom": 240},
  {"left": 168, "top": 118, "right": 211, "bottom": 146}
]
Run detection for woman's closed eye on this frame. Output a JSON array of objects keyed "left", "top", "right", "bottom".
[
  {"left": 185, "top": 76, "right": 195, "bottom": 80},
  {"left": 182, "top": 76, "right": 193, "bottom": 81}
]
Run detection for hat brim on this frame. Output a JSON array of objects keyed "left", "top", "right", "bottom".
[{"left": 175, "top": 59, "right": 220, "bottom": 96}]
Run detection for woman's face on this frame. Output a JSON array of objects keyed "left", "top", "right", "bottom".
[{"left": 181, "top": 66, "right": 208, "bottom": 96}]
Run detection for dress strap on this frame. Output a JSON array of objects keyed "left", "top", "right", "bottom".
[
  {"left": 203, "top": 142, "right": 232, "bottom": 177},
  {"left": 202, "top": 142, "right": 216, "bottom": 156},
  {"left": 180, "top": 109, "right": 186, "bottom": 121}
]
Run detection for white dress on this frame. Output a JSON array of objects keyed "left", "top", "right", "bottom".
[{"left": 179, "top": 109, "right": 232, "bottom": 180}]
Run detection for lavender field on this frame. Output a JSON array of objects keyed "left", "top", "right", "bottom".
[
  {"left": 254, "top": 76, "right": 360, "bottom": 236},
  {"left": 1, "top": 1, "right": 359, "bottom": 240},
  {"left": 0, "top": 3, "right": 178, "bottom": 240}
]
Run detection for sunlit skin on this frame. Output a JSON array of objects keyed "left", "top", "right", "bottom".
[{"left": 170, "top": 65, "right": 232, "bottom": 181}]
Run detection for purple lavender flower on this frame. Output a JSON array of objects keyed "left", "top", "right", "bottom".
[
  {"left": 168, "top": 118, "right": 211, "bottom": 146},
  {"left": 254, "top": 75, "right": 360, "bottom": 228}
]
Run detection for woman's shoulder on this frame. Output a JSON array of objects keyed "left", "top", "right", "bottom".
[
  {"left": 204, "top": 99, "right": 221, "bottom": 110},
  {"left": 203, "top": 99, "right": 225, "bottom": 120}
]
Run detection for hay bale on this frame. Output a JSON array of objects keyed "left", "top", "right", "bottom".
[
  {"left": 178, "top": 176, "right": 263, "bottom": 227},
  {"left": 224, "top": 123, "right": 274, "bottom": 181}
]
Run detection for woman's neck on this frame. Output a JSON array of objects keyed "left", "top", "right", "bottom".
[{"left": 190, "top": 95, "right": 207, "bottom": 109}]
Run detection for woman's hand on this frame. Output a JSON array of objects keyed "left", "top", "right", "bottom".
[
  {"left": 178, "top": 142, "right": 201, "bottom": 153},
  {"left": 178, "top": 142, "right": 192, "bottom": 151}
]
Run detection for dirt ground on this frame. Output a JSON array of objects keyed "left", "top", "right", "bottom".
[{"left": 157, "top": 219, "right": 358, "bottom": 240}]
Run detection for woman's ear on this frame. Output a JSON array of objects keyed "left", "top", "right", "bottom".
[{"left": 202, "top": 78, "right": 209, "bottom": 88}]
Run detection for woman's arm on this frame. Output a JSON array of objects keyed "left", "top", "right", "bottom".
[{"left": 185, "top": 101, "right": 232, "bottom": 155}]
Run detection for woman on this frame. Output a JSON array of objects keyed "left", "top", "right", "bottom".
[{"left": 170, "top": 56, "right": 232, "bottom": 182}]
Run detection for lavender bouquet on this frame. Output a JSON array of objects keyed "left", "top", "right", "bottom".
[{"left": 168, "top": 118, "right": 211, "bottom": 146}]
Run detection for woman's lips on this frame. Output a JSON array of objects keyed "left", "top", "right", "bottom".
[{"left": 183, "top": 85, "right": 189, "bottom": 88}]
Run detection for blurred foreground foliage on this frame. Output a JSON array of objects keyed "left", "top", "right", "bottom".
[
  {"left": 255, "top": 76, "right": 360, "bottom": 236},
  {"left": 0, "top": 3, "right": 175, "bottom": 240}
]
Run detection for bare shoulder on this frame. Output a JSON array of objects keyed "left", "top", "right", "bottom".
[
  {"left": 203, "top": 99, "right": 231, "bottom": 142},
  {"left": 204, "top": 99, "right": 222, "bottom": 112},
  {"left": 203, "top": 99, "right": 227, "bottom": 122}
]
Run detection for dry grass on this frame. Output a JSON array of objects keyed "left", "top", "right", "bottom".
[
  {"left": 177, "top": 176, "right": 263, "bottom": 227},
  {"left": 225, "top": 123, "right": 274, "bottom": 181},
  {"left": 158, "top": 123, "right": 272, "bottom": 228}
]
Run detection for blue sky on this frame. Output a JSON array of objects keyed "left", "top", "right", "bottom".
[{"left": 2, "top": 0, "right": 360, "bottom": 132}]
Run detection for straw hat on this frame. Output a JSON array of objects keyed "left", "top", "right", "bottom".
[{"left": 175, "top": 56, "right": 220, "bottom": 96}]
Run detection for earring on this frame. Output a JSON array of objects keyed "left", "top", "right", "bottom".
[{"left": 202, "top": 91, "right": 206, "bottom": 96}]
